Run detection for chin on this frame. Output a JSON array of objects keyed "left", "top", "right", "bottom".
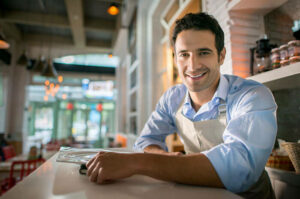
[
  {"left": 187, "top": 81, "right": 213, "bottom": 92},
  {"left": 186, "top": 86, "right": 206, "bottom": 92}
]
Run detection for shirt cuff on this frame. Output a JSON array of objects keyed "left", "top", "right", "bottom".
[{"left": 133, "top": 139, "right": 169, "bottom": 152}]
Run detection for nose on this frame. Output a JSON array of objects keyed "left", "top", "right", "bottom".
[{"left": 188, "top": 54, "right": 198, "bottom": 71}]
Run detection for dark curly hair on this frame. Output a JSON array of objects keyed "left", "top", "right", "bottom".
[{"left": 172, "top": 12, "right": 224, "bottom": 56}]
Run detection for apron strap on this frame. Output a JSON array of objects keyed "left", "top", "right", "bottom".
[{"left": 217, "top": 99, "right": 227, "bottom": 124}]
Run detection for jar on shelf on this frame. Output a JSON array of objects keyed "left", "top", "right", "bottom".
[
  {"left": 256, "top": 56, "right": 271, "bottom": 73},
  {"left": 279, "top": 44, "right": 289, "bottom": 67},
  {"left": 271, "top": 47, "right": 281, "bottom": 69},
  {"left": 288, "top": 40, "right": 300, "bottom": 64}
]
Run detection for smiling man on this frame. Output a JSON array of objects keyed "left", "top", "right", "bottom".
[{"left": 87, "top": 12, "right": 277, "bottom": 199}]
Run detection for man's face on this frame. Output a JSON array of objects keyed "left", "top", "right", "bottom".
[{"left": 174, "top": 30, "right": 225, "bottom": 93}]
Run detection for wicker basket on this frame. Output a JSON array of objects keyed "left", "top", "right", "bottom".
[
  {"left": 266, "top": 155, "right": 294, "bottom": 171},
  {"left": 281, "top": 142, "right": 300, "bottom": 173}
]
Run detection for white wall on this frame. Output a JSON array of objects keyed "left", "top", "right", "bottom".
[{"left": 202, "top": 0, "right": 234, "bottom": 75}]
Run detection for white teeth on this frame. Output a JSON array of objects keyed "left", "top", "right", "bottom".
[{"left": 189, "top": 73, "right": 205, "bottom": 78}]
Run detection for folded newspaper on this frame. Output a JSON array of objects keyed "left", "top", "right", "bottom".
[{"left": 56, "top": 147, "right": 134, "bottom": 164}]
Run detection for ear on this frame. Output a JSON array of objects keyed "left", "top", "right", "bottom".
[{"left": 219, "top": 47, "right": 226, "bottom": 65}]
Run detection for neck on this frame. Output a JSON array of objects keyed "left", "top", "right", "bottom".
[{"left": 189, "top": 77, "right": 220, "bottom": 112}]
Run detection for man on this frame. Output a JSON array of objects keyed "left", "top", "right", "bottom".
[{"left": 87, "top": 12, "right": 277, "bottom": 199}]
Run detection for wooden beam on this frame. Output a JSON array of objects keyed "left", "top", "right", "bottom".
[
  {"left": 0, "top": 22, "right": 22, "bottom": 41},
  {"left": 0, "top": 11, "right": 116, "bottom": 34},
  {"left": 111, "top": 9, "right": 122, "bottom": 49},
  {"left": 0, "top": 11, "right": 69, "bottom": 29},
  {"left": 94, "top": 0, "right": 123, "bottom": 4},
  {"left": 27, "top": 44, "right": 112, "bottom": 58},
  {"left": 85, "top": 17, "right": 115, "bottom": 33},
  {"left": 24, "top": 33, "right": 111, "bottom": 48},
  {"left": 86, "top": 39, "right": 111, "bottom": 48},
  {"left": 23, "top": 33, "right": 111, "bottom": 58},
  {"left": 64, "top": 0, "right": 86, "bottom": 47}
]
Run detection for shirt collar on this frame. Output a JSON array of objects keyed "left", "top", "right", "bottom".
[
  {"left": 213, "top": 74, "right": 229, "bottom": 103},
  {"left": 184, "top": 75, "right": 229, "bottom": 104},
  {"left": 182, "top": 75, "right": 229, "bottom": 117}
]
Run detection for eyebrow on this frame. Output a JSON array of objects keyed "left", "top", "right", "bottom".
[
  {"left": 177, "top": 48, "right": 213, "bottom": 54},
  {"left": 196, "top": 48, "right": 213, "bottom": 52}
]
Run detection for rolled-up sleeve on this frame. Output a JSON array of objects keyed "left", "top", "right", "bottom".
[
  {"left": 133, "top": 89, "right": 178, "bottom": 152},
  {"left": 202, "top": 86, "right": 277, "bottom": 193}
]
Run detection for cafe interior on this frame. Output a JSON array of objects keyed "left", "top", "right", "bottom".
[{"left": 0, "top": 0, "right": 299, "bottom": 198}]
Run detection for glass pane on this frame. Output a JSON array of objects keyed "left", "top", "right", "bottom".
[
  {"left": 34, "top": 130, "right": 52, "bottom": 144},
  {"left": 57, "top": 110, "right": 72, "bottom": 140},
  {"left": 87, "top": 110, "right": 100, "bottom": 141},
  {"left": 72, "top": 110, "right": 87, "bottom": 142},
  {"left": 34, "top": 107, "right": 53, "bottom": 144},
  {"left": 35, "top": 107, "right": 53, "bottom": 129}
]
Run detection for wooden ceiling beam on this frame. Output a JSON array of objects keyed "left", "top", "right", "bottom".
[
  {"left": 0, "top": 11, "right": 69, "bottom": 29},
  {"left": 0, "top": 11, "right": 115, "bottom": 34},
  {"left": 0, "top": 22, "right": 22, "bottom": 41},
  {"left": 23, "top": 33, "right": 111, "bottom": 58},
  {"left": 85, "top": 18, "right": 115, "bottom": 33},
  {"left": 64, "top": 0, "right": 85, "bottom": 47}
]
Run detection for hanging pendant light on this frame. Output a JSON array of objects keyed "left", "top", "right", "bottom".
[
  {"left": 42, "top": 58, "right": 57, "bottom": 77},
  {"left": 32, "top": 56, "right": 46, "bottom": 72},
  {"left": 17, "top": 51, "right": 28, "bottom": 65},
  {"left": 107, "top": 3, "right": 119, "bottom": 15}
]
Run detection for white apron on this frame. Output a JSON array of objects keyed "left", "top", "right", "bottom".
[{"left": 174, "top": 98, "right": 275, "bottom": 199}]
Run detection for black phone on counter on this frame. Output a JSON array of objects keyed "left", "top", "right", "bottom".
[{"left": 79, "top": 164, "right": 87, "bottom": 175}]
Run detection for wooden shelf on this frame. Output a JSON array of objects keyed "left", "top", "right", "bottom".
[
  {"left": 228, "top": 0, "right": 288, "bottom": 14},
  {"left": 247, "top": 62, "right": 300, "bottom": 91}
]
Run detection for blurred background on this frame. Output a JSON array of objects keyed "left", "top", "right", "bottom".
[
  {"left": 0, "top": 0, "right": 300, "bottom": 197},
  {"left": 0, "top": 0, "right": 299, "bottom": 161}
]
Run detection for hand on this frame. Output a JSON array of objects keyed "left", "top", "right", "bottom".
[{"left": 86, "top": 151, "right": 135, "bottom": 184}]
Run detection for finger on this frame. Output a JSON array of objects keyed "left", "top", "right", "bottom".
[
  {"left": 86, "top": 156, "right": 95, "bottom": 168},
  {"left": 86, "top": 152, "right": 101, "bottom": 168},
  {"left": 97, "top": 167, "right": 105, "bottom": 184},
  {"left": 87, "top": 155, "right": 101, "bottom": 176},
  {"left": 89, "top": 161, "right": 101, "bottom": 182}
]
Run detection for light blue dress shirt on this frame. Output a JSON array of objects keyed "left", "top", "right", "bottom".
[{"left": 133, "top": 74, "right": 277, "bottom": 193}]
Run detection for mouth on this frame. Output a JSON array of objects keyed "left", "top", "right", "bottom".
[{"left": 185, "top": 71, "right": 207, "bottom": 80}]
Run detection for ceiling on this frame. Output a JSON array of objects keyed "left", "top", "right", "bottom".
[{"left": 0, "top": 0, "right": 123, "bottom": 59}]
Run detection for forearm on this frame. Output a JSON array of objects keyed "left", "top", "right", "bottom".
[
  {"left": 144, "top": 145, "right": 168, "bottom": 154},
  {"left": 132, "top": 153, "right": 224, "bottom": 188}
]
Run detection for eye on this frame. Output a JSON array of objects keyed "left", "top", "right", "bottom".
[
  {"left": 198, "top": 51, "right": 210, "bottom": 56},
  {"left": 179, "top": 53, "right": 189, "bottom": 57}
]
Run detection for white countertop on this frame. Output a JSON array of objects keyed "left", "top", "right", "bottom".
[{"left": 2, "top": 152, "right": 241, "bottom": 199}]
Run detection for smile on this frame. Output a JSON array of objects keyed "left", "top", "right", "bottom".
[{"left": 186, "top": 72, "right": 207, "bottom": 80}]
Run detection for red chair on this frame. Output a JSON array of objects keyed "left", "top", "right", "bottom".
[
  {"left": 2, "top": 145, "right": 16, "bottom": 161},
  {"left": 1, "top": 158, "right": 45, "bottom": 194}
]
